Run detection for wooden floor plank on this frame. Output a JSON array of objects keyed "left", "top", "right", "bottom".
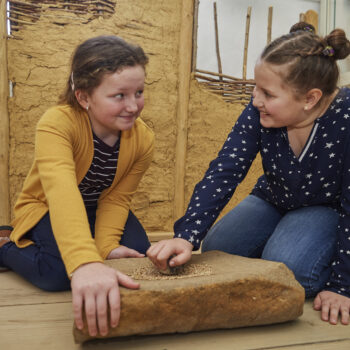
[
  {"left": 1, "top": 270, "right": 349, "bottom": 350},
  {"left": 1, "top": 300, "right": 349, "bottom": 349},
  {"left": 270, "top": 340, "right": 350, "bottom": 350},
  {"left": 0, "top": 272, "right": 70, "bottom": 306}
]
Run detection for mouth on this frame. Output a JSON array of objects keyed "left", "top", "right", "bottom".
[
  {"left": 259, "top": 110, "right": 270, "bottom": 118},
  {"left": 119, "top": 115, "right": 136, "bottom": 120}
]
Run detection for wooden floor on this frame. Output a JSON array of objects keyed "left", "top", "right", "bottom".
[{"left": 1, "top": 267, "right": 350, "bottom": 350}]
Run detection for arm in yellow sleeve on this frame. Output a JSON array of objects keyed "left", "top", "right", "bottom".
[{"left": 94, "top": 125, "right": 154, "bottom": 259}]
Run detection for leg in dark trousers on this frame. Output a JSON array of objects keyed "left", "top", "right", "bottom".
[{"left": 0, "top": 208, "right": 149, "bottom": 291}]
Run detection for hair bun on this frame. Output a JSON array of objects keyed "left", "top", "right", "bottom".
[
  {"left": 325, "top": 28, "right": 350, "bottom": 60},
  {"left": 289, "top": 22, "right": 315, "bottom": 34}
]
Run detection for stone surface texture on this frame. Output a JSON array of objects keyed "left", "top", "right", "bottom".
[{"left": 73, "top": 251, "right": 305, "bottom": 343}]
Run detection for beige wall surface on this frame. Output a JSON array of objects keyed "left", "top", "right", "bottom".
[
  {"left": 6, "top": 0, "right": 262, "bottom": 233},
  {"left": 186, "top": 79, "right": 262, "bottom": 221}
]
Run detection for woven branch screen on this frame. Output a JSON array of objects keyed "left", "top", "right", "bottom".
[
  {"left": 192, "top": 3, "right": 256, "bottom": 106},
  {"left": 7, "top": 0, "right": 116, "bottom": 34},
  {"left": 194, "top": 69, "right": 255, "bottom": 106}
]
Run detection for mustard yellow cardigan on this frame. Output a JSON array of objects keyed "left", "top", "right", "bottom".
[{"left": 11, "top": 105, "right": 154, "bottom": 276}]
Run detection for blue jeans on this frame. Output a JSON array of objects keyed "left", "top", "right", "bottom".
[
  {"left": 202, "top": 195, "right": 339, "bottom": 298},
  {"left": 0, "top": 207, "right": 150, "bottom": 292}
]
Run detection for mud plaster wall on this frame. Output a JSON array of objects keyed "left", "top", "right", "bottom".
[
  {"left": 7, "top": 0, "right": 263, "bottom": 233},
  {"left": 186, "top": 79, "right": 262, "bottom": 220},
  {"left": 7, "top": 0, "right": 181, "bottom": 231}
]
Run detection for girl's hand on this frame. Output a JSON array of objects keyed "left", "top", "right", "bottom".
[
  {"left": 71, "top": 262, "right": 140, "bottom": 337},
  {"left": 146, "top": 238, "right": 193, "bottom": 271},
  {"left": 107, "top": 245, "right": 145, "bottom": 259},
  {"left": 314, "top": 290, "right": 350, "bottom": 325}
]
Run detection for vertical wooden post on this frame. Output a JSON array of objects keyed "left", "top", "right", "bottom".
[
  {"left": 267, "top": 6, "right": 273, "bottom": 44},
  {"left": 191, "top": 0, "right": 199, "bottom": 72},
  {"left": 305, "top": 10, "right": 319, "bottom": 34},
  {"left": 173, "top": 0, "right": 194, "bottom": 220},
  {"left": 213, "top": 2, "right": 222, "bottom": 79},
  {"left": 0, "top": 0, "right": 10, "bottom": 224},
  {"left": 242, "top": 6, "right": 252, "bottom": 80}
]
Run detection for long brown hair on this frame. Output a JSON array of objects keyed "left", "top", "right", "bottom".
[
  {"left": 58, "top": 35, "right": 148, "bottom": 110},
  {"left": 260, "top": 23, "right": 350, "bottom": 98}
]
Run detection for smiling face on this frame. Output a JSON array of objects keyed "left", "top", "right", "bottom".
[
  {"left": 85, "top": 65, "right": 145, "bottom": 143},
  {"left": 252, "top": 60, "right": 309, "bottom": 129}
]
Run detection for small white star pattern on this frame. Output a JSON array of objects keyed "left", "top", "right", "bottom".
[{"left": 174, "top": 88, "right": 350, "bottom": 298}]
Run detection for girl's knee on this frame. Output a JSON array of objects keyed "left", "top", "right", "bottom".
[
  {"left": 262, "top": 248, "right": 330, "bottom": 298},
  {"left": 262, "top": 245, "right": 301, "bottom": 277},
  {"left": 201, "top": 236, "right": 214, "bottom": 252},
  {"left": 202, "top": 227, "right": 223, "bottom": 252},
  {"left": 34, "top": 259, "right": 71, "bottom": 291},
  {"left": 36, "top": 270, "right": 71, "bottom": 292}
]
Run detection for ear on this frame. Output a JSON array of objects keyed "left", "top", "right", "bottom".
[
  {"left": 74, "top": 89, "right": 90, "bottom": 110},
  {"left": 304, "top": 88, "right": 323, "bottom": 111}
]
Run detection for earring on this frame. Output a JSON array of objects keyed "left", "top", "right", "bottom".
[
  {"left": 86, "top": 105, "right": 89, "bottom": 111},
  {"left": 304, "top": 106, "right": 308, "bottom": 111}
]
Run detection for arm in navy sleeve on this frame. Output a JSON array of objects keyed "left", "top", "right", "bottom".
[
  {"left": 325, "top": 136, "right": 350, "bottom": 298},
  {"left": 174, "top": 101, "right": 261, "bottom": 249}
]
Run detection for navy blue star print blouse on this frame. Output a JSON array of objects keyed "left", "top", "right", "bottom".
[{"left": 174, "top": 87, "right": 350, "bottom": 297}]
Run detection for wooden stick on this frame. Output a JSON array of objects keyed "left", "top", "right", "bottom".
[
  {"left": 242, "top": 6, "right": 252, "bottom": 80},
  {"left": 49, "top": 3, "right": 87, "bottom": 9},
  {"left": 195, "top": 69, "right": 242, "bottom": 81},
  {"left": 198, "top": 86, "right": 254, "bottom": 95},
  {"left": 90, "top": 0, "right": 115, "bottom": 9},
  {"left": 9, "top": 0, "right": 41, "bottom": 8},
  {"left": 223, "top": 94, "right": 252, "bottom": 99},
  {"left": 191, "top": 0, "right": 199, "bottom": 72},
  {"left": 173, "top": 0, "right": 194, "bottom": 220},
  {"left": 90, "top": 6, "right": 114, "bottom": 14},
  {"left": 206, "top": 90, "right": 253, "bottom": 97},
  {"left": 267, "top": 6, "right": 273, "bottom": 44},
  {"left": 7, "top": 16, "right": 34, "bottom": 25},
  {"left": 7, "top": 9, "right": 40, "bottom": 20},
  {"left": 202, "top": 84, "right": 254, "bottom": 92},
  {"left": 0, "top": 0, "right": 11, "bottom": 223},
  {"left": 9, "top": 6, "right": 39, "bottom": 15},
  {"left": 213, "top": 2, "right": 222, "bottom": 80},
  {"left": 9, "top": 24, "right": 20, "bottom": 30},
  {"left": 194, "top": 74, "right": 255, "bottom": 85}
]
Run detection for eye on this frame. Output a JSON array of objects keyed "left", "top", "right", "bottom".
[
  {"left": 136, "top": 90, "right": 144, "bottom": 97},
  {"left": 114, "top": 93, "right": 124, "bottom": 99},
  {"left": 264, "top": 90, "right": 273, "bottom": 98}
]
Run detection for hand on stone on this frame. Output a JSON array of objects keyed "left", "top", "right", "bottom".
[
  {"left": 107, "top": 246, "right": 145, "bottom": 259},
  {"left": 314, "top": 290, "right": 350, "bottom": 325},
  {"left": 71, "top": 262, "right": 140, "bottom": 337},
  {"left": 146, "top": 238, "right": 193, "bottom": 271}
]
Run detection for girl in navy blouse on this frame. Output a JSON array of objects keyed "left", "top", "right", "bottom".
[{"left": 148, "top": 25, "right": 350, "bottom": 325}]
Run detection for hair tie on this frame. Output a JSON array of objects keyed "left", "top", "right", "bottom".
[
  {"left": 70, "top": 72, "right": 75, "bottom": 91},
  {"left": 322, "top": 45, "right": 335, "bottom": 57},
  {"left": 304, "top": 26, "right": 314, "bottom": 33}
]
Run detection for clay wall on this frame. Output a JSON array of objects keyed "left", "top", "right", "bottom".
[{"left": 5, "top": 0, "right": 262, "bottom": 233}]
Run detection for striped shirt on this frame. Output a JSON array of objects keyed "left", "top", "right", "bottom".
[{"left": 79, "top": 133, "right": 120, "bottom": 207}]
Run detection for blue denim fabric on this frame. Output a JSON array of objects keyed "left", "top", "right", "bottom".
[
  {"left": 202, "top": 195, "right": 339, "bottom": 297},
  {"left": 0, "top": 207, "right": 150, "bottom": 292}
]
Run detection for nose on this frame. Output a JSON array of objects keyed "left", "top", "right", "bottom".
[
  {"left": 252, "top": 87, "right": 262, "bottom": 108},
  {"left": 125, "top": 96, "right": 138, "bottom": 113}
]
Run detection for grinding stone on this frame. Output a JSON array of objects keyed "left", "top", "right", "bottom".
[{"left": 73, "top": 250, "right": 305, "bottom": 343}]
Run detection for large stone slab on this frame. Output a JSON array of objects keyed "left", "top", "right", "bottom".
[{"left": 73, "top": 251, "right": 305, "bottom": 343}]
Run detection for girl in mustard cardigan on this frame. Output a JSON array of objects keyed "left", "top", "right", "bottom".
[{"left": 0, "top": 35, "right": 154, "bottom": 337}]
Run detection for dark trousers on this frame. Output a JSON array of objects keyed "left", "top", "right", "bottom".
[{"left": 0, "top": 207, "right": 150, "bottom": 291}]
